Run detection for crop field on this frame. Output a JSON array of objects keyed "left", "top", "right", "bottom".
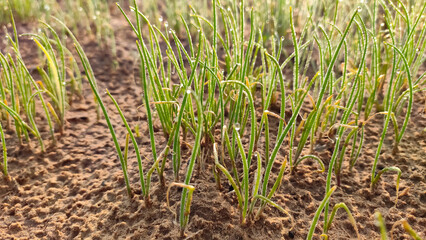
[{"left": 0, "top": 0, "right": 425, "bottom": 239}]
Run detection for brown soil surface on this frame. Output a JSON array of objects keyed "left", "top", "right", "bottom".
[{"left": 1, "top": 5, "right": 425, "bottom": 240}]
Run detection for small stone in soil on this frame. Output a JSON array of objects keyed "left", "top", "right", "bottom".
[
  {"left": 9, "top": 222, "right": 23, "bottom": 232},
  {"left": 288, "top": 230, "right": 295, "bottom": 238}
]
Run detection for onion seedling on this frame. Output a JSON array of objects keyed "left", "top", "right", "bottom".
[
  {"left": 375, "top": 212, "right": 389, "bottom": 240},
  {"left": 307, "top": 186, "right": 337, "bottom": 240},
  {"left": 32, "top": 25, "right": 67, "bottom": 135},
  {"left": 176, "top": 90, "right": 204, "bottom": 237},
  {"left": 0, "top": 122, "right": 7, "bottom": 177},
  {"left": 376, "top": 212, "right": 424, "bottom": 240},
  {"left": 54, "top": 18, "right": 132, "bottom": 196},
  {"left": 370, "top": 1, "right": 420, "bottom": 194},
  {"left": 0, "top": 13, "right": 59, "bottom": 151},
  {"left": 390, "top": 219, "right": 423, "bottom": 240},
  {"left": 107, "top": 90, "right": 170, "bottom": 204}
]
